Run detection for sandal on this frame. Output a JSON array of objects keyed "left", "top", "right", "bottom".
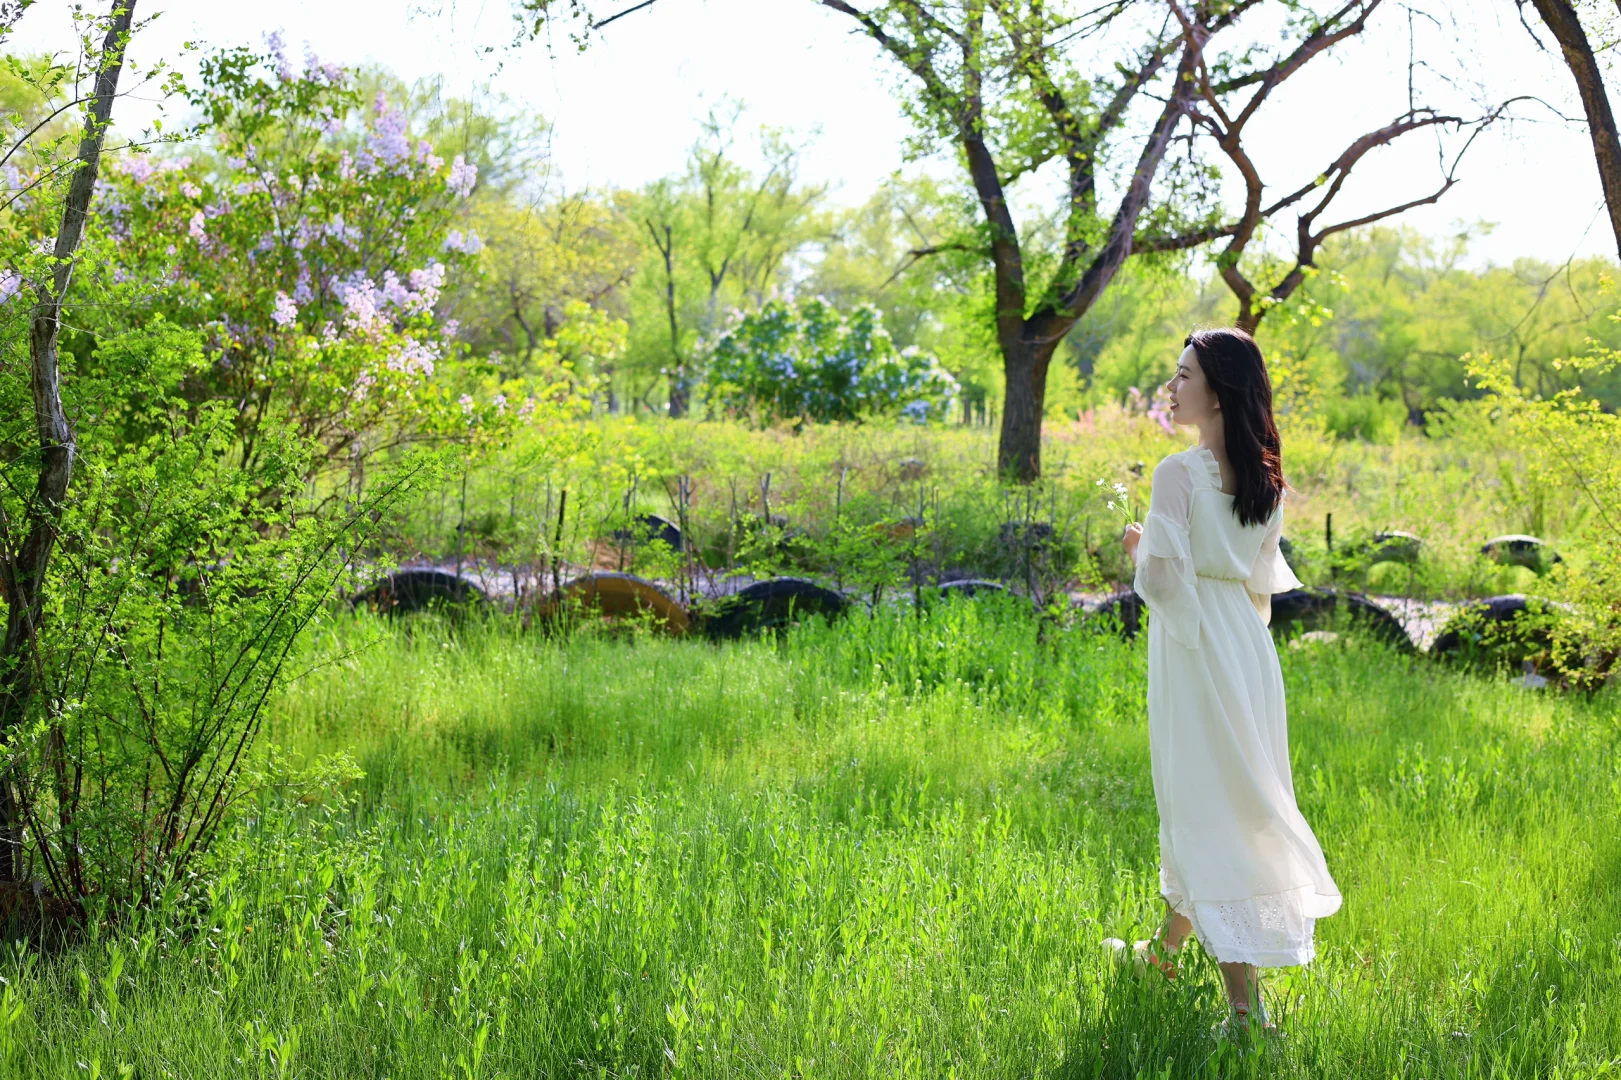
[
  {"left": 1132, "top": 932, "right": 1181, "bottom": 980},
  {"left": 1223, "top": 999, "right": 1278, "bottom": 1038}
]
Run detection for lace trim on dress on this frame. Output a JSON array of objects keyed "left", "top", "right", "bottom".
[{"left": 1161, "top": 860, "right": 1340, "bottom": 968}]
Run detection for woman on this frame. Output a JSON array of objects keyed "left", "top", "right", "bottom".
[{"left": 1120, "top": 327, "right": 1341, "bottom": 1031}]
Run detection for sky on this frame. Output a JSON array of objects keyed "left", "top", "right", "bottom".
[{"left": 10, "top": 0, "right": 1615, "bottom": 269}]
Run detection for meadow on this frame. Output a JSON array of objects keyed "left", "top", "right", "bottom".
[
  {"left": 7, "top": 601, "right": 1619, "bottom": 1078},
  {"left": 6, "top": 11, "right": 1621, "bottom": 1078},
  {"left": 407, "top": 406, "right": 1567, "bottom": 605}
]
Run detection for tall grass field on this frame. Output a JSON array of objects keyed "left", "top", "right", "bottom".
[{"left": 6, "top": 602, "right": 1620, "bottom": 1077}]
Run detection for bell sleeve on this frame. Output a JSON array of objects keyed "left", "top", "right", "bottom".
[
  {"left": 1132, "top": 456, "right": 1202, "bottom": 649},
  {"left": 1245, "top": 509, "right": 1304, "bottom": 626}
]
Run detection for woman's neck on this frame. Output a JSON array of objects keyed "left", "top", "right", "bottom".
[{"left": 1198, "top": 422, "right": 1226, "bottom": 459}]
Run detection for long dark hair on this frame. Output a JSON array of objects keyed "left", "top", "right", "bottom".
[{"left": 1184, "top": 327, "right": 1285, "bottom": 528}]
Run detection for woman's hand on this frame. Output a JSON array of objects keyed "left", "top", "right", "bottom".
[{"left": 1122, "top": 522, "right": 1143, "bottom": 562}]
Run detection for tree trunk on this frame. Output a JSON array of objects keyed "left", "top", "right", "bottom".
[
  {"left": 1530, "top": 0, "right": 1621, "bottom": 259},
  {"left": 0, "top": 1, "right": 134, "bottom": 883},
  {"left": 997, "top": 336, "right": 1057, "bottom": 484},
  {"left": 648, "top": 220, "right": 687, "bottom": 418}
]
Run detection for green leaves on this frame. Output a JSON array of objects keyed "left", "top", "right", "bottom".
[{"left": 704, "top": 296, "right": 959, "bottom": 426}]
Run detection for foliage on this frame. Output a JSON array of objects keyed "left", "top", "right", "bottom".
[
  {"left": 0, "top": 31, "right": 574, "bottom": 912},
  {"left": 81, "top": 40, "right": 485, "bottom": 479},
  {"left": 461, "top": 191, "right": 637, "bottom": 374},
  {"left": 1261, "top": 228, "right": 1621, "bottom": 416},
  {"left": 1463, "top": 334, "right": 1621, "bottom": 687},
  {"left": 1, "top": 299, "right": 433, "bottom": 905},
  {"left": 618, "top": 104, "right": 826, "bottom": 414},
  {"left": 704, "top": 297, "right": 960, "bottom": 427}
]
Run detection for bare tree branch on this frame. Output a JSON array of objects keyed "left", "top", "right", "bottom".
[{"left": 591, "top": 0, "right": 661, "bottom": 30}]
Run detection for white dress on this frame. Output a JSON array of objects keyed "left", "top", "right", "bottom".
[{"left": 1132, "top": 446, "right": 1341, "bottom": 967}]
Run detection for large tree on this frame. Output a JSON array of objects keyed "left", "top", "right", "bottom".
[
  {"left": 513, "top": 0, "right": 1481, "bottom": 478},
  {"left": 814, "top": 1, "right": 1220, "bottom": 480}
]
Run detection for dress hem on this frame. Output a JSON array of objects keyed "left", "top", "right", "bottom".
[{"left": 1161, "top": 873, "right": 1340, "bottom": 970}]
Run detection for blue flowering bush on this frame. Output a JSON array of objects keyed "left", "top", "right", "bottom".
[{"left": 704, "top": 297, "right": 959, "bottom": 425}]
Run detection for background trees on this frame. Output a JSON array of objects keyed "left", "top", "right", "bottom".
[{"left": 619, "top": 105, "right": 825, "bottom": 416}]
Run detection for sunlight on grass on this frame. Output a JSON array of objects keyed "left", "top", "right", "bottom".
[{"left": 7, "top": 604, "right": 1619, "bottom": 1077}]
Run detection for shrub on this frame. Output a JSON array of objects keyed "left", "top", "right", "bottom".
[{"left": 704, "top": 297, "right": 959, "bottom": 425}]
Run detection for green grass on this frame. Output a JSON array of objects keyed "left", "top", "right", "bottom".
[
  {"left": 7, "top": 602, "right": 1621, "bottom": 1078},
  {"left": 411, "top": 410, "right": 1591, "bottom": 602}
]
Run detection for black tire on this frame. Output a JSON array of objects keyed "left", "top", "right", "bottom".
[
  {"left": 1430, "top": 595, "right": 1556, "bottom": 670},
  {"left": 354, "top": 569, "right": 486, "bottom": 615},
  {"left": 1270, "top": 588, "right": 1414, "bottom": 652},
  {"left": 1369, "top": 531, "right": 1423, "bottom": 566},
  {"left": 612, "top": 514, "right": 684, "bottom": 552},
  {"left": 1091, "top": 589, "right": 1145, "bottom": 640},
  {"left": 1480, "top": 535, "right": 1561, "bottom": 573},
  {"left": 699, "top": 578, "right": 850, "bottom": 640},
  {"left": 936, "top": 579, "right": 1009, "bottom": 601}
]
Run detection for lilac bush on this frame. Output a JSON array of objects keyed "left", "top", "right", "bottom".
[{"left": 80, "top": 41, "right": 543, "bottom": 478}]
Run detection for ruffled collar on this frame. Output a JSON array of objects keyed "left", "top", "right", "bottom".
[{"left": 1190, "top": 445, "right": 1231, "bottom": 495}]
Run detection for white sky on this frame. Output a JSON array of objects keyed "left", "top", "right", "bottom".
[{"left": 11, "top": 0, "right": 1615, "bottom": 268}]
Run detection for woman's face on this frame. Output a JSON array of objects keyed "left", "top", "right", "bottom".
[{"left": 1166, "top": 344, "right": 1219, "bottom": 428}]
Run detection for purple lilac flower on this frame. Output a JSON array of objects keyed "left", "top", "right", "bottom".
[
  {"left": 1148, "top": 385, "right": 1175, "bottom": 434},
  {"left": 442, "top": 230, "right": 482, "bottom": 255},
  {"left": 0, "top": 270, "right": 21, "bottom": 303},
  {"left": 179, "top": 181, "right": 202, "bottom": 200},
  {"left": 188, "top": 211, "right": 206, "bottom": 241},
  {"left": 265, "top": 31, "right": 296, "bottom": 83},
  {"left": 387, "top": 336, "right": 438, "bottom": 377},
  {"left": 368, "top": 92, "right": 410, "bottom": 170},
  {"left": 458, "top": 393, "right": 475, "bottom": 415},
  {"left": 272, "top": 291, "right": 299, "bottom": 329},
  {"left": 120, "top": 156, "right": 155, "bottom": 183},
  {"left": 381, "top": 270, "right": 411, "bottom": 309},
  {"left": 339, "top": 278, "right": 381, "bottom": 331},
  {"left": 446, "top": 155, "right": 478, "bottom": 198},
  {"left": 406, "top": 263, "right": 446, "bottom": 308}
]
